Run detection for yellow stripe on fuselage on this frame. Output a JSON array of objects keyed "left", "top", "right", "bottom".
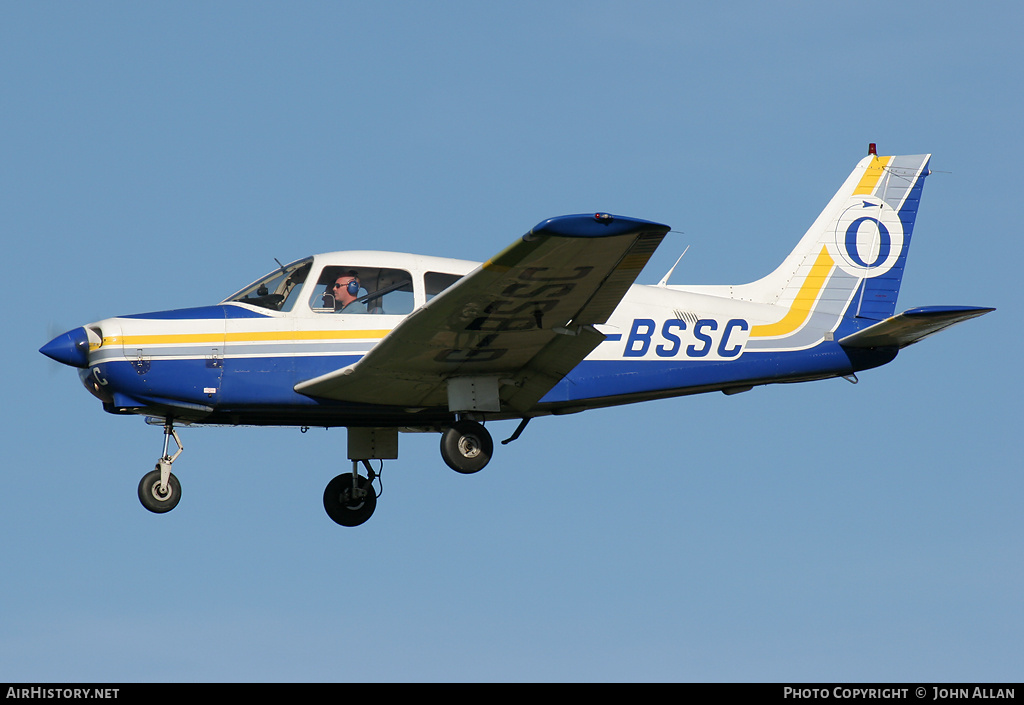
[
  {"left": 852, "top": 155, "right": 892, "bottom": 196},
  {"left": 749, "top": 246, "right": 835, "bottom": 338},
  {"left": 102, "top": 329, "right": 391, "bottom": 347}
]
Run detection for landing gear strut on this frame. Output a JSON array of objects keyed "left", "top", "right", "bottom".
[
  {"left": 440, "top": 420, "right": 493, "bottom": 474},
  {"left": 323, "top": 461, "right": 378, "bottom": 527},
  {"left": 138, "top": 419, "right": 183, "bottom": 514}
]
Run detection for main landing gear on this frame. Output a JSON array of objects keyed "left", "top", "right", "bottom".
[
  {"left": 439, "top": 420, "right": 493, "bottom": 474},
  {"left": 323, "top": 461, "right": 378, "bottom": 527},
  {"left": 138, "top": 419, "right": 183, "bottom": 514},
  {"left": 319, "top": 420, "right": 496, "bottom": 526}
]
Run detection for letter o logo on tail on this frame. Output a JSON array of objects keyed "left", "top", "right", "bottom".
[
  {"left": 845, "top": 217, "right": 890, "bottom": 268},
  {"left": 829, "top": 197, "right": 904, "bottom": 277}
]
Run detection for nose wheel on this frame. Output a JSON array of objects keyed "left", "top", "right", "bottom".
[
  {"left": 138, "top": 464, "right": 181, "bottom": 513},
  {"left": 138, "top": 419, "right": 184, "bottom": 514}
]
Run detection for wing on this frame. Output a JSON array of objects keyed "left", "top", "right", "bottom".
[{"left": 294, "top": 213, "right": 670, "bottom": 412}]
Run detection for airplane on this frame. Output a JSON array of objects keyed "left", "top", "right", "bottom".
[{"left": 40, "top": 147, "right": 994, "bottom": 527}]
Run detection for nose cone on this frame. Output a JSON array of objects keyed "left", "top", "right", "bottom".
[{"left": 40, "top": 327, "right": 91, "bottom": 368}]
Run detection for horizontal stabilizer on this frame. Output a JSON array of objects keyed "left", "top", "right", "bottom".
[{"left": 838, "top": 306, "right": 994, "bottom": 349}]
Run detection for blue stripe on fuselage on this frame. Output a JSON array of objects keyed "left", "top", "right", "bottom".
[
  {"left": 94, "top": 341, "right": 895, "bottom": 420},
  {"left": 119, "top": 305, "right": 271, "bottom": 320},
  {"left": 95, "top": 354, "right": 362, "bottom": 411},
  {"left": 538, "top": 341, "right": 886, "bottom": 404}
]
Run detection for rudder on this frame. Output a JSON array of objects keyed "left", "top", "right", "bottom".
[{"left": 842, "top": 153, "right": 931, "bottom": 321}]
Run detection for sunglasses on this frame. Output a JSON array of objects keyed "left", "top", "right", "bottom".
[{"left": 333, "top": 280, "right": 360, "bottom": 296}]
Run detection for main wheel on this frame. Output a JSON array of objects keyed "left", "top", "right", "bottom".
[
  {"left": 138, "top": 468, "right": 182, "bottom": 514},
  {"left": 440, "top": 420, "right": 493, "bottom": 474},
  {"left": 323, "top": 473, "right": 377, "bottom": 527}
]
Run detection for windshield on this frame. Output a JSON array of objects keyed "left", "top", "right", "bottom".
[{"left": 223, "top": 258, "right": 312, "bottom": 312}]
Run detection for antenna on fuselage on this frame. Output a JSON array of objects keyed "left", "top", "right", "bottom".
[{"left": 657, "top": 245, "right": 690, "bottom": 287}]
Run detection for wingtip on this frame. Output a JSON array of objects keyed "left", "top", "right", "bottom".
[{"left": 529, "top": 213, "right": 670, "bottom": 239}]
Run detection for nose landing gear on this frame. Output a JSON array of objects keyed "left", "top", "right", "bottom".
[{"left": 138, "top": 419, "right": 183, "bottom": 514}]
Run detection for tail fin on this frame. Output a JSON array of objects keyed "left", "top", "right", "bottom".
[
  {"left": 741, "top": 152, "right": 932, "bottom": 348},
  {"left": 839, "top": 153, "right": 931, "bottom": 321}
]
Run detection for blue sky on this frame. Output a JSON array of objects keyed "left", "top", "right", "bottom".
[{"left": 3, "top": 2, "right": 1020, "bottom": 682}]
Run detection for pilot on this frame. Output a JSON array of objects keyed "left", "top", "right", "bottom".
[{"left": 331, "top": 271, "right": 363, "bottom": 312}]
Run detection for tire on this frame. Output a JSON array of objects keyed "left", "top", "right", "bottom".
[
  {"left": 323, "top": 473, "right": 377, "bottom": 527},
  {"left": 138, "top": 468, "right": 182, "bottom": 514},
  {"left": 440, "top": 420, "right": 493, "bottom": 474}
]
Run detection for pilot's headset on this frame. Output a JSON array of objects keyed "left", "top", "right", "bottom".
[
  {"left": 323, "top": 270, "right": 361, "bottom": 310},
  {"left": 340, "top": 269, "right": 361, "bottom": 297}
]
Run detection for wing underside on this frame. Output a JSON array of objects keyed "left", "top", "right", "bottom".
[{"left": 295, "top": 214, "right": 670, "bottom": 413}]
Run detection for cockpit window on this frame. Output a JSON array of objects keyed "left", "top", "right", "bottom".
[
  {"left": 425, "top": 271, "right": 463, "bottom": 301},
  {"left": 310, "top": 266, "right": 414, "bottom": 315},
  {"left": 224, "top": 258, "right": 311, "bottom": 312}
]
